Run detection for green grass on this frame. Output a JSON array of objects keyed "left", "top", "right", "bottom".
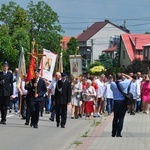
[
  {"left": 91, "top": 119, "right": 101, "bottom": 127},
  {"left": 82, "top": 131, "right": 89, "bottom": 137},
  {"left": 95, "top": 121, "right": 101, "bottom": 126},
  {"left": 73, "top": 141, "right": 82, "bottom": 146}
]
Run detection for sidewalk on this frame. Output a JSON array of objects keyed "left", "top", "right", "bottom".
[{"left": 75, "top": 112, "right": 150, "bottom": 150}]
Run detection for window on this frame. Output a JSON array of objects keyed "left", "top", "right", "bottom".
[{"left": 145, "top": 48, "right": 148, "bottom": 57}]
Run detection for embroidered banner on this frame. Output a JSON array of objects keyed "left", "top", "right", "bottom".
[
  {"left": 40, "top": 48, "right": 57, "bottom": 81},
  {"left": 69, "top": 55, "right": 82, "bottom": 77}
]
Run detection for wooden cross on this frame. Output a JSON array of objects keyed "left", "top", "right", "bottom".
[
  {"left": 28, "top": 41, "right": 46, "bottom": 71},
  {"left": 27, "top": 41, "right": 46, "bottom": 94}
]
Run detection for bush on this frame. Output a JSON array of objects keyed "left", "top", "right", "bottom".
[{"left": 89, "top": 65, "right": 106, "bottom": 76}]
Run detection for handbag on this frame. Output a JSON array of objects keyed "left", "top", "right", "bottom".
[
  {"left": 75, "top": 82, "right": 83, "bottom": 100},
  {"left": 115, "top": 81, "right": 133, "bottom": 105},
  {"left": 76, "top": 92, "right": 82, "bottom": 99}
]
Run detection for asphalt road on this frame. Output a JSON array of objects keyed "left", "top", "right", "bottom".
[{"left": 0, "top": 110, "right": 101, "bottom": 150}]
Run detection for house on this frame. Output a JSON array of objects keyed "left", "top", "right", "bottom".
[
  {"left": 60, "top": 36, "right": 72, "bottom": 50},
  {"left": 143, "top": 43, "right": 150, "bottom": 63},
  {"left": 119, "top": 34, "right": 150, "bottom": 68},
  {"left": 77, "top": 20, "right": 129, "bottom": 65},
  {"left": 102, "top": 45, "right": 118, "bottom": 59}
]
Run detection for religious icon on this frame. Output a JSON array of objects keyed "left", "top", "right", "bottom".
[
  {"left": 44, "top": 57, "right": 52, "bottom": 71},
  {"left": 72, "top": 62, "right": 78, "bottom": 73}
]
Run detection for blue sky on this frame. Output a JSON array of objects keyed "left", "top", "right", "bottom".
[{"left": 1, "top": 0, "right": 150, "bottom": 36}]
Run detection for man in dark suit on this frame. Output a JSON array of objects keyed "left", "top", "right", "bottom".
[
  {"left": 25, "top": 69, "right": 47, "bottom": 128},
  {"left": 0, "top": 61, "right": 13, "bottom": 124},
  {"left": 55, "top": 73, "right": 71, "bottom": 128}
]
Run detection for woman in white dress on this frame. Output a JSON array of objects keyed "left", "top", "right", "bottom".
[{"left": 71, "top": 77, "right": 82, "bottom": 119}]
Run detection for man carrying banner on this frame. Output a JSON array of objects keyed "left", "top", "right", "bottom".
[{"left": 25, "top": 69, "right": 47, "bottom": 128}]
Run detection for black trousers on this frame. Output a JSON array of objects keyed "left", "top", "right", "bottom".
[
  {"left": 112, "top": 100, "right": 127, "bottom": 136},
  {"left": 30, "top": 101, "right": 42, "bottom": 125},
  {"left": 55, "top": 104, "right": 67, "bottom": 126},
  {"left": 21, "top": 95, "right": 27, "bottom": 118},
  {"left": 50, "top": 95, "right": 56, "bottom": 118},
  {"left": 0, "top": 96, "right": 10, "bottom": 122},
  {"left": 25, "top": 100, "right": 30, "bottom": 124}
]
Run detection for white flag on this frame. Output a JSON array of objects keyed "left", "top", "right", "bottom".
[{"left": 16, "top": 47, "right": 26, "bottom": 88}]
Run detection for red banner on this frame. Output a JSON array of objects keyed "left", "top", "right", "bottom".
[{"left": 26, "top": 54, "right": 36, "bottom": 82}]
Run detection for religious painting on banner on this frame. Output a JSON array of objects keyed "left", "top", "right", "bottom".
[
  {"left": 40, "top": 48, "right": 57, "bottom": 81},
  {"left": 69, "top": 55, "right": 82, "bottom": 77}
]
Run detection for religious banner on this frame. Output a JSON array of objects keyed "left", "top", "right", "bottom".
[
  {"left": 16, "top": 47, "right": 26, "bottom": 87},
  {"left": 69, "top": 55, "right": 82, "bottom": 77},
  {"left": 40, "top": 48, "right": 57, "bottom": 81},
  {"left": 26, "top": 49, "right": 37, "bottom": 82}
]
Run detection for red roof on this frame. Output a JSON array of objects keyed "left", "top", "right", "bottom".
[
  {"left": 102, "top": 45, "right": 117, "bottom": 52},
  {"left": 60, "top": 36, "right": 72, "bottom": 50},
  {"left": 121, "top": 34, "right": 150, "bottom": 61}
]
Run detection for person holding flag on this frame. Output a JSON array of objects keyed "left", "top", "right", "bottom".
[
  {"left": 16, "top": 48, "right": 27, "bottom": 119},
  {"left": 25, "top": 69, "right": 47, "bottom": 128}
]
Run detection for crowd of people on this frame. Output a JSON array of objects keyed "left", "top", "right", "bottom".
[{"left": 1, "top": 61, "right": 150, "bottom": 134}]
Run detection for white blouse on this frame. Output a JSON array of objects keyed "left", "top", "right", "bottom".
[{"left": 82, "top": 86, "right": 96, "bottom": 101}]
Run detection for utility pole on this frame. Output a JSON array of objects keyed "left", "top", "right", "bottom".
[{"left": 91, "top": 39, "right": 94, "bottom": 64}]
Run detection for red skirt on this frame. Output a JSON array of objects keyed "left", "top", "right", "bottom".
[{"left": 84, "top": 101, "right": 94, "bottom": 113}]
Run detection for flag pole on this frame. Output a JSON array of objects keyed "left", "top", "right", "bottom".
[
  {"left": 19, "top": 80, "right": 22, "bottom": 117},
  {"left": 59, "top": 44, "right": 63, "bottom": 73}
]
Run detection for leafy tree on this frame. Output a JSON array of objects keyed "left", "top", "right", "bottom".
[
  {"left": 89, "top": 61, "right": 101, "bottom": 69},
  {"left": 0, "top": 1, "right": 18, "bottom": 26},
  {"left": 0, "top": 2, "right": 30, "bottom": 70},
  {"left": 0, "top": 25, "right": 18, "bottom": 70},
  {"left": 104, "top": 67, "right": 122, "bottom": 77},
  {"left": 27, "top": 0, "right": 63, "bottom": 53},
  {"left": 112, "top": 50, "right": 120, "bottom": 67},
  {"left": 126, "top": 58, "right": 147, "bottom": 74},
  {"left": 63, "top": 37, "right": 78, "bottom": 74},
  {"left": 0, "top": 1, "right": 64, "bottom": 70},
  {"left": 96, "top": 53, "right": 113, "bottom": 69},
  {"left": 82, "top": 58, "right": 88, "bottom": 74}
]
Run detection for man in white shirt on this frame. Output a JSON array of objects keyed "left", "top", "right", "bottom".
[{"left": 48, "top": 72, "right": 61, "bottom": 121}]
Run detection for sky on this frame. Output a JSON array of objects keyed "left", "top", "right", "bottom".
[{"left": 1, "top": 0, "right": 150, "bottom": 36}]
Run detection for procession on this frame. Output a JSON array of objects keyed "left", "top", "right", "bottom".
[
  {"left": 1, "top": 1, "right": 150, "bottom": 150},
  {"left": 1, "top": 50, "right": 150, "bottom": 136}
]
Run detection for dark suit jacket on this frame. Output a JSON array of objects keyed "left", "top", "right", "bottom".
[
  {"left": 25, "top": 78, "right": 47, "bottom": 102},
  {"left": 0, "top": 71, "right": 13, "bottom": 96},
  {"left": 55, "top": 79, "right": 71, "bottom": 104}
]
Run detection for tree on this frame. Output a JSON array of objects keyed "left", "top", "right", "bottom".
[
  {"left": 0, "top": 1, "right": 18, "bottom": 26},
  {"left": 97, "top": 53, "right": 113, "bottom": 69},
  {"left": 82, "top": 58, "right": 88, "bottom": 74},
  {"left": 0, "top": 1, "right": 64, "bottom": 70},
  {"left": 0, "top": 1, "right": 30, "bottom": 70},
  {"left": 63, "top": 37, "right": 78, "bottom": 74},
  {"left": 27, "top": 1, "right": 63, "bottom": 53},
  {"left": 126, "top": 58, "right": 147, "bottom": 74},
  {"left": 0, "top": 25, "right": 18, "bottom": 69}
]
